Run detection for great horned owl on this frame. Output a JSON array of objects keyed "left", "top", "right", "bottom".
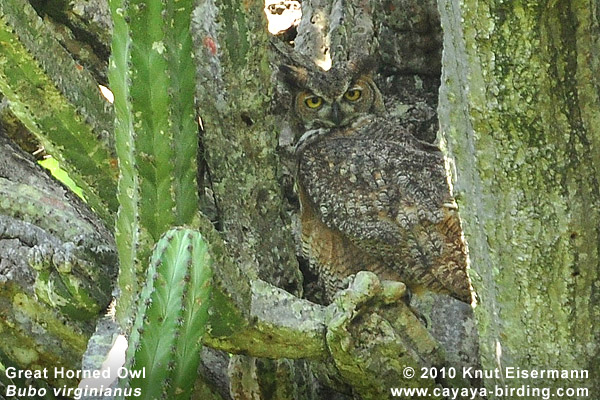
[{"left": 280, "top": 57, "right": 471, "bottom": 304}]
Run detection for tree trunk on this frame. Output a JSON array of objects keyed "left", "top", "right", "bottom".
[
  {"left": 0, "top": 131, "right": 117, "bottom": 389},
  {"left": 438, "top": 0, "right": 599, "bottom": 397}
]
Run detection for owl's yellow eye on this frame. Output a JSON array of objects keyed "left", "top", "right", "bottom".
[
  {"left": 305, "top": 96, "right": 323, "bottom": 109},
  {"left": 344, "top": 89, "right": 362, "bottom": 101}
]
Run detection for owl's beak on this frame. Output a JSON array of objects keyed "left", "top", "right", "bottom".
[{"left": 331, "top": 102, "right": 343, "bottom": 126}]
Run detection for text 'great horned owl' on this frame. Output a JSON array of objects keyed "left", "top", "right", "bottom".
[{"left": 280, "top": 57, "right": 471, "bottom": 304}]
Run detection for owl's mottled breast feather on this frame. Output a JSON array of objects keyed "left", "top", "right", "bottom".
[{"left": 297, "top": 118, "right": 470, "bottom": 301}]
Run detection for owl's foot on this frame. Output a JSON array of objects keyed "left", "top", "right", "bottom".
[
  {"left": 324, "top": 271, "right": 445, "bottom": 399},
  {"left": 332, "top": 271, "right": 406, "bottom": 314}
]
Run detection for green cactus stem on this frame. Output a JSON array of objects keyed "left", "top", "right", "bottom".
[
  {"left": 0, "top": 0, "right": 117, "bottom": 224},
  {"left": 108, "top": 0, "right": 199, "bottom": 325},
  {"left": 119, "top": 228, "right": 212, "bottom": 400}
]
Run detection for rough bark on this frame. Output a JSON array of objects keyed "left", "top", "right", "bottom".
[
  {"left": 438, "top": 0, "right": 599, "bottom": 397},
  {"left": 0, "top": 131, "right": 117, "bottom": 387},
  {"left": 191, "top": 1, "right": 312, "bottom": 397},
  {"left": 192, "top": 0, "right": 302, "bottom": 294}
]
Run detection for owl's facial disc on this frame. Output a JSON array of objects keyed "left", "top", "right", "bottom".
[{"left": 295, "top": 79, "right": 373, "bottom": 129}]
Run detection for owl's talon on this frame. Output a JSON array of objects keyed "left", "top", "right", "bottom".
[
  {"left": 404, "top": 286, "right": 412, "bottom": 303},
  {"left": 331, "top": 271, "right": 382, "bottom": 312},
  {"left": 324, "top": 273, "right": 445, "bottom": 398},
  {"left": 380, "top": 280, "right": 407, "bottom": 304}
]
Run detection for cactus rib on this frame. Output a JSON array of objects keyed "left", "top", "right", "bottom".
[{"left": 121, "top": 228, "right": 212, "bottom": 400}]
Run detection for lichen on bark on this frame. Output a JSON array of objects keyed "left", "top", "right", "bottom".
[
  {"left": 0, "top": 131, "right": 116, "bottom": 388},
  {"left": 438, "top": 0, "right": 599, "bottom": 395}
]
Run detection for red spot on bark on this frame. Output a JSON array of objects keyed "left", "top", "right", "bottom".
[
  {"left": 109, "top": 158, "right": 119, "bottom": 170},
  {"left": 203, "top": 36, "right": 217, "bottom": 55},
  {"left": 42, "top": 195, "right": 66, "bottom": 210}
]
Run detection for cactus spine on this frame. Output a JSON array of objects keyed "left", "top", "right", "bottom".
[
  {"left": 120, "top": 228, "right": 213, "bottom": 399},
  {"left": 108, "top": 0, "right": 199, "bottom": 325}
]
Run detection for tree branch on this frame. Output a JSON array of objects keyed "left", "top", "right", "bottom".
[{"left": 0, "top": 132, "right": 116, "bottom": 387}]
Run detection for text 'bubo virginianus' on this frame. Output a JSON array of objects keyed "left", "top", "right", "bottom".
[{"left": 280, "top": 56, "right": 471, "bottom": 304}]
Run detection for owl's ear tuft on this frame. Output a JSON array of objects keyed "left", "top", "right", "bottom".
[
  {"left": 348, "top": 56, "right": 378, "bottom": 77},
  {"left": 279, "top": 64, "right": 309, "bottom": 88}
]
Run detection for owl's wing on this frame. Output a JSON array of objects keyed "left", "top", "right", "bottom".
[{"left": 297, "top": 134, "right": 470, "bottom": 301}]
